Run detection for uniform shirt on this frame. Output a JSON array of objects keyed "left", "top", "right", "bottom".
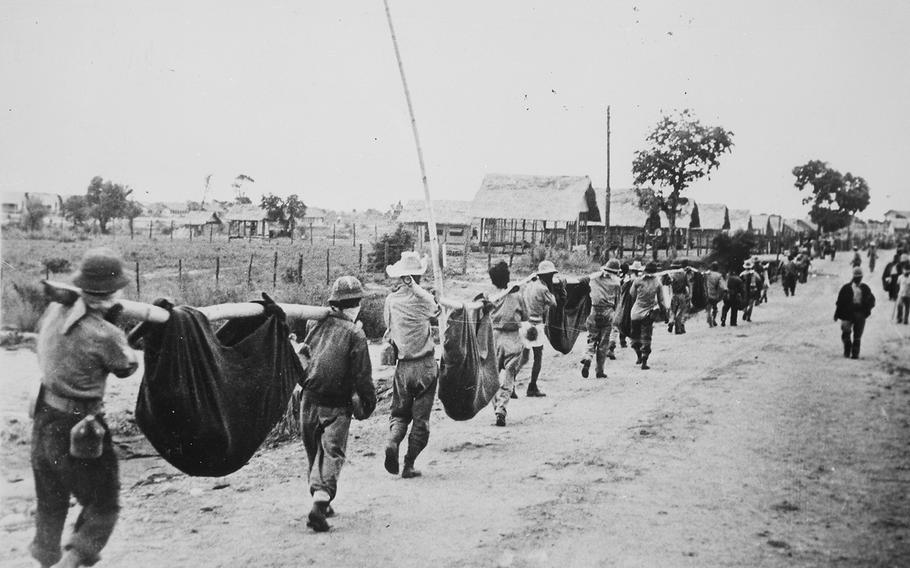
[
  {"left": 36, "top": 300, "right": 138, "bottom": 400},
  {"left": 584, "top": 272, "right": 621, "bottom": 311},
  {"left": 384, "top": 283, "right": 439, "bottom": 360},
  {"left": 629, "top": 274, "right": 664, "bottom": 321},
  {"left": 301, "top": 309, "right": 376, "bottom": 412},
  {"left": 490, "top": 287, "right": 528, "bottom": 331},
  {"left": 704, "top": 271, "right": 726, "bottom": 301},
  {"left": 522, "top": 278, "right": 556, "bottom": 323},
  {"left": 898, "top": 273, "right": 910, "bottom": 298}
]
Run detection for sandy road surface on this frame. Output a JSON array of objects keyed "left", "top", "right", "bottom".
[{"left": 1, "top": 255, "right": 908, "bottom": 567}]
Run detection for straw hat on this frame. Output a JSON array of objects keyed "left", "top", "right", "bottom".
[
  {"left": 386, "top": 251, "right": 428, "bottom": 278},
  {"left": 536, "top": 260, "right": 558, "bottom": 275},
  {"left": 72, "top": 248, "right": 130, "bottom": 294},
  {"left": 628, "top": 260, "right": 645, "bottom": 273},
  {"left": 743, "top": 259, "right": 754, "bottom": 269}
]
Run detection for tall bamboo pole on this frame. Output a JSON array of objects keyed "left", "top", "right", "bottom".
[{"left": 383, "top": 0, "right": 446, "bottom": 336}]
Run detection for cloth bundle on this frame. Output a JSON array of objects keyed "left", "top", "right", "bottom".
[
  {"left": 130, "top": 297, "right": 302, "bottom": 477},
  {"left": 438, "top": 304, "right": 500, "bottom": 421},
  {"left": 688, "top": 271, "right": 708, "bottom": 313},
  {"left": 545, "top": 280, "right": 592, "bottom": 354}
]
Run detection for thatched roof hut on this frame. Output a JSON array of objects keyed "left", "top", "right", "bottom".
[
  {"left": 398, "top": 199, "right": 475, "bottom": 245},
  {"left": 750, "top": 214, "right": 771, "bottom": 235},
  {"left": 471, "top": 174, "right": 600, "bottom": 222},
  {"left": 182, "top": 211, "right": 223, "bottom": 227},
  {"left": 692, "top": 203, "right": 730, "bottom": 230},
  {"left": 471, "top": 174, "right": 601, "bottom": 246},
  {"left": 608, "top": 189, "right": 655, "bottom": 229},
  {"left": 397, "top": 200, "right": 473, "bottom": 227},
  {"left": 727, "top": 208, "right": 751, "bottom": 233}
]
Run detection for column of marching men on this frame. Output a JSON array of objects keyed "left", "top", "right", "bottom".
[{"left": 27, "top": 237, "right": 910, "bottom": 565}]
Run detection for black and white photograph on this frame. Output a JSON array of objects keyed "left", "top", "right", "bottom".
[{"left": 1, "top": 1, "right": 909, "bottom": 566}]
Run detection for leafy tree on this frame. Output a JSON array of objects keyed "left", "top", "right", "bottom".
[
  {"left": 705, "top": 230, "right": 757, "bottom": 273},
  {"left": 124, "top": 200, "right": 143, "bottom": 235},
  {"left": 367, "top": 225, "right": 415, "bottom": 272},
  {"left": 62, "top": 195, "right": 91, "bottom": 227},
  {"left": 85, "top": 176, "right": 133, "bottom": 233},
  {"left": 232, "top": 174, "right": 255, "bottom": 202},
  {"left": 632, "top": 109, "right": 734, "bottom": 259},
  {"left": 234, "top": 195, "right": 252, "bottom": 205},
  {"left": 21, "top": 197, "right": 50, "bottom": 231},
  {"left": 792, "top": 160, "right": 870, "bottom": 233},
  {"left": 259, "top": 193, "right": 308, "bottom": 234}
]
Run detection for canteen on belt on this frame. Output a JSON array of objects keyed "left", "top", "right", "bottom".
[{"left": 70, "top": 415, "right": 105, "bottom": 459}]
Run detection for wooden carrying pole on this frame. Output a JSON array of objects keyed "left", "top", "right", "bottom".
[
  {"left": 42, "top": 280, "right": 329, "bottom": 324},
  {"left": 383, "top": 0, "right": 446, "bottom": 337}
]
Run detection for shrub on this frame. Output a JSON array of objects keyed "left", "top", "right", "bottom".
[
  {"left": 705, "top": 230, "right": 757, "bottom": 272},
  {"left": 42, "top": 257, "right": 72, "bottom": 274},
  {"left": 358, "top": 291, "right": 386, "bottom": 339},
  {"left": 366, "top": 225, "right": 415, "bottom": 272}
]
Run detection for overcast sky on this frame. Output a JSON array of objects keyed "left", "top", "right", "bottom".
[{"left": 2, "top": 0, "right": 908, "bottom": 219}]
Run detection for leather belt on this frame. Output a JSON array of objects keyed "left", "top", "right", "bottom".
[{"left": 41, "top": 389, "right": 103, "bottom": 415}]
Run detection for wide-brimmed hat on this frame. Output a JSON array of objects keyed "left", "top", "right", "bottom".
[
  {"left": 743, "top": 259, "right": 754, "bottom": 269},
  {"left": 644, "top": 262, "right": 658, "bottom": 274},
  {"left": 72, "top": 247, "right": 130, "bottom": 294},
  {"left": 386, "top": 251, "right": 428, "bottom": 278},
  {"left": 628, "top": 260, "right": 645, "bottom": 273},
  {"left": 329, "top": 276, "right": 364, "bottom": 302},
  {"left": 602, "top": 259, "right": 621, "bottom": 274},
  {"left": 536, "top": 260, "right": 558, "bottom": 275}
]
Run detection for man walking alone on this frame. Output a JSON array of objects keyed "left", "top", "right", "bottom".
[{"left": 834, "top": 267, "right": 876, "bottom": 359}]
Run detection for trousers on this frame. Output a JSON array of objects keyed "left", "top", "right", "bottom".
[
  {"left": 582, "top": 308, "right": 617, "bottom": 371},
  {"left": 840, "top": 316, "right": 867, "bottom": 357},
  {"left": 493, "top": 330, "right": 527, "bottom": 417},
  {"left": 629, "top": 315, "right": 655, "bottom": 356},
  {"left": 300, "top": 398, "right": 351, "bottom": 502},
  {"left": 670, "top": 293, "right": 689, "bottom": 332},
  {"left": 388, "top": 354, "right": 438, "bottom": 465},
  {"left": 898, "top": 297, "right": 910, "bottom": 324},
  {"left": 706, "top": 298, "right": 721, "bottom": 327},
  {"left": 30, "top": 400, "right": 120, "bottom": 567},
  {"left": 721, "top": 301, "right": 739, "bottom": 326}
]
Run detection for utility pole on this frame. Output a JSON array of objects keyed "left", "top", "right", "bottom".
[{"left": 603, "top": 105, "right": 612, "bottom": 250}]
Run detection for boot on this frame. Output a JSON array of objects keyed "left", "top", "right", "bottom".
[
  {"left": 307, "top": 501, "right": 330, "bottom": 532},
  {"left": 640, "top": 355, "right": 650, "bottom": 370},
  {"left": 495, "top": 414, "right": 506, "bottom": 427},
  {"left": 843, "top": 338, "right": 852, "bottom": 358},
  {"left": 851, "top": 340, "right": 860, "bottom": 359},
  {"left": 667, "top": 322, "right": 674, "bottom": 333},
  {"left": 581, "top": 360, "right": 590, "bottom": 378},
  {"left": 595, "top": 369, "right": 608, "bottom": 379},
  {"left": 384, "top": 442, "right": 400, "bottom": 475},
  {"left": 510, "top": 389, "right": 518, "bottom": 399},
  {"left": 634, "top": 347, "right": 642, "bottom": 365},
  {"left": 401, "top": 460, "right": 422, "bottom": 478}
]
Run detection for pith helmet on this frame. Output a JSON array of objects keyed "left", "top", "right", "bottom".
[
  {"left": 329, "top": 276, "right": 364, "bottom": 302},
  {"left": 386, "top": 251, "right": 428, "bottom": 278},
  {"left": 72, "top": 248, "right": 130, "bottom": 294},
  {"left": 536, "top": 260, "right": 557, "bottom": 275}
]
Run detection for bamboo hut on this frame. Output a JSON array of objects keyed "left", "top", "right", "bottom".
[
  {"left": 727, "top": 208, "right": 752, "bottom": 234},
  {"left": 181, "top": 211, "right": 223, "bottom": 238},
  {"left": 397, "top": 200, "right": 474, "bottom": 248},
  {"left": 470, "top": 174, "right": 601, "bottom": 248},
  {"left": 689, "top": 202, "right": 729, "bottom": 250},
  {"left": 225, "top": 205, "right": 269, "bottom": 239}
]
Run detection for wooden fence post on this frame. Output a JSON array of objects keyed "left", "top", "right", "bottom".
[
  {"left": 170, "top": 221, "right": 174, "bottom": 240},
  {"left": 247, "top": 254, "right": 254, "bottom": 287},
  {"left": 359, "top": 244, "right": 363, "bottom": 271},
  {"left": 178, "top": 259, "right": 183, "bottom": 281},
  {"left": 135, "top": 261, "right": 140, "bottom": 297},
  {"left": 297, "top": 254, "right": 303, "bottom": 284},
  {"left": 215, "top": 256, "right": 220, "bottom": 287},
  {"left": 462, "top": 230, "right": 469, "bottom": 275},
  {"left": 310, "top": 222, "right": 314, "bottom": 245},
  {"left": 273, "top": 251, "right": 278, "bottom": 289},
  {"left": 353, "top": 224, "right": 356, "bottom": 246},
  {"left": 385, "top": 242, "right": 390, "bottom": 266},
  {"left": 149, "top": 221, "right": 153, "bottom": 239},
  {"left": 209, "top": 225, "right": 213, "bottom": 243},
  {"left": 326, "top": 249, "right": 330, "bottom": 285},
  {"left": 332, "top": 224, "right": 336, "bottom": 246}
]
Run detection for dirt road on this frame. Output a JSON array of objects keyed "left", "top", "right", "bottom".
[{"left": 2, "top": 255, "right": 908, "bottom": 567}]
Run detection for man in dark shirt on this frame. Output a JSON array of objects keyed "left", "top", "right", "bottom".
[
  {"left": 299, "top": 276, "right": 376, "bottom": 532},
  {"left": 721, "top": 270, "right": 744, "bottom": 327},
  {"left": 835, "top": 267, "right": 876, "bottom": 359}
]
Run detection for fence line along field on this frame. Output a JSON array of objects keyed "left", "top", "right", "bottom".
[{"left": 0, "top": 232, "right": 416, "bottom": 339}]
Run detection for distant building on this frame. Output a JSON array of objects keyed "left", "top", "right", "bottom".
[
  {"left": 884, "top": 210, "right": 910, "bottom": 235},
  {"left": 471, "top": 174, "right": 601, "bottom": 247},
  {"left": 224, "top": 205, "right": 269, "bottom": 239},
  {"left": 397, "top": 200, "right": 474, "bottom": 247},
  {"left": 1, "top": 191, "right": 64, "bottom": 225}
]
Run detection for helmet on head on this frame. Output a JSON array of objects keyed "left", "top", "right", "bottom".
[
  {"left": 536, "top": 260, "right": 557, "bottom": 275},
  {"left": 329, "top": 276, "right": 364, "bottom": 302}
]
